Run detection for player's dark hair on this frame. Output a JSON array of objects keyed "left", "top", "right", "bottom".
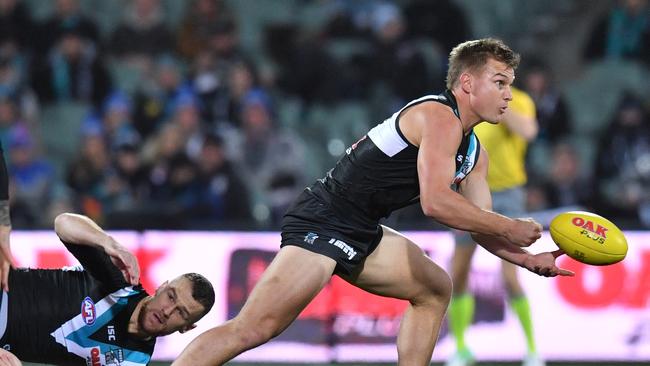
[
  {"left": 446, "top": 38, "right": 520, "bottom": 90},
  {"left": 183, "top": 273, "right": 215, "bottom": 318}
]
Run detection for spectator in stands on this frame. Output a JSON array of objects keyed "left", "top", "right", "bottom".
[
  {"left": 189, "top": 50, "right": 227, "bottom": 124},
  {"left": 594, "top": 92, "right": 650, "bottom": 226},
  {"left": 542, "top": 142, "right": 592, "bottom": 209},
  {"left": 65, "top": 127, "right": 112, "bottom": 221},
  {"left": 102, "top": 142, "right": 152, "bottom": 229},
  {"left": 0, "top": 0, "right": 35, "bottom": 52},
  {"left": 367, "top": 3, "right": 434, "bottom": 113},
  {"left": 31, "top": 23, "right": 112, "bottom": 108},
  {"left": 7, "top": 125, "right": 57, "bottom": 228},
  {"left": 193, "top": 133, "right": 252, "bottom": 227},
  {"left": 112, "top": 142, "right": 149, "bottom": 206},
  {"left": 132, "top": 56, "right": 187, "bottom": 139},
  {"left": 0, "top": 95, "right": 20, "bottom": 147},
  {"left": 205, "top": 18, "right": 244, "bottom": 68},
  {"left": 100, "top": 91, "right": 140, "bottom": 152},
  {"left": 168, "top": 90, "right": 206, "bottom": 159},
  {"left": 35, "top": 0, "right": 100, "bottom": 58},
  {"left": 159, "top": 153, "right": 202, "bottom": 217},
  {"left": 522, "top": 60, "right": 571, "bottom": 144},
  {"left": 225, "top": 60, "right": 258, "bottom": 127},
  {"left": 140, "top": 122, "right": 201, "bottom": 224},
  {"left": 264, "top": 23, "right": 344, "bottom": 104},
  {"left": 0, "top": 39, "right": 38, "bottom": 123},
  {"left": 176, "top": 0, "right": 234, "bottom": 60},
  {"left": 403, "top": 0, "right": 471, "bottom": 54},
  {"left": 232, "top": 89, "right": 307, "bottom": 225},
  {"left": 584, "top": 0, "right": 650, "bottom": 65},
  {"left": 108, "top": 0, "right": 173, "bottom": 63}
]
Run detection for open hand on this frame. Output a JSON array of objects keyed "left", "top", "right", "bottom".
[{"left": 524, "top": 250, "right": 575, "bottom": 277}]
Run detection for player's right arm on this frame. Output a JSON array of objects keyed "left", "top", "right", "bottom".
[
  {"left": 54, "top": 213, "right": 140, "bottom": 286},
  {"left": 403, "top": 102, "right": 540, "bottom": 246}
]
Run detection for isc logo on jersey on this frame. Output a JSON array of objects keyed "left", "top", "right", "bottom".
[{"left": 81, "top": 297, "right": 96, "bottom": 326}]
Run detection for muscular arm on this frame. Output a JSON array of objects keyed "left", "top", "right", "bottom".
[
  {"left": 54, "top": 213, "right": 140, "bottom": 285},
  {"left": 458, "top": 148, "right": 573, "bottom": 276},
  {"left": 457, "top": 148, "right": 533, "bottom": 266},
  {"left": 407, "top": 103, "right": 536, "bottom": 246}
]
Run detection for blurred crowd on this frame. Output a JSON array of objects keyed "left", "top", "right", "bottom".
[{"left": 0, "top": 0, "right": 649, "bottom": 230}]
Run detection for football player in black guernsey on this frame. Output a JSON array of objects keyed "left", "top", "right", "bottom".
[
  {"left": 174, "top": 38, "right": 572, "bottom": 366},
  {"left": 0, "top": 213, "right": 215, "bottom": 366}
]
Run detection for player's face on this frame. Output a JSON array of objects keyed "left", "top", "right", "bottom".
[
  {"left": 468, "top": 58, "right": 514, "bottom": 123},
  {"left": 139, "top": 276, "right": 206, "bottom": 337}
]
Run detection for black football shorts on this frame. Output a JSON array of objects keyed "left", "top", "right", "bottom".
[{"left": 281, "top": 189, "right": 383, "bottom": 276}]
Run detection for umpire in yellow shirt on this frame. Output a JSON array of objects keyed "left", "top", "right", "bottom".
[{"left": 446, "top": 87, "right": 543, "bottom": 366}]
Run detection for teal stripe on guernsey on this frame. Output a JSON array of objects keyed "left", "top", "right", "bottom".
[
  {"left": 468, "top": 132, "right": 477, "bottom": 158},
  {"left": 455, "top": 131, "right": 478, "bottom": 178},
  {"left": 64, "top": 296, "right": 129, "bottom": 346},
  {"left": 63, "top": 288, "right": 151, "bottom": 364}
]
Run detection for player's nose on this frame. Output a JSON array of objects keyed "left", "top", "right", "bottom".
[{"left": 504, "top": 86, "right": 513, "bottom": 101}]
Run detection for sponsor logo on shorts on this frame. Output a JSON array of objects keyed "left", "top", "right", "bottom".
[
  {"left": 81, "top": 297, "right": 96, "bottom": 326},
  {"left": 304, "top": 232, "right": 319, "bottom": 245},
  {"left": 328, "top": 238, "right": 357, "bottom": 260}
]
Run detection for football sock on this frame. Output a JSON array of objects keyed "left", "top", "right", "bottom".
[
  {"left": 448, "top": 293, "right": 475, "bottom": 352},
  {"left": 510, "top": 295, "right": 536, "bottom": 353}
]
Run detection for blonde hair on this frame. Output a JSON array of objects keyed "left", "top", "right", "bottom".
[{"left": 446, "top": 38, "right": 520, "bottom": 90}]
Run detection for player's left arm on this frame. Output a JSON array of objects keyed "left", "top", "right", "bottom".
[
  {"left": 458, "top": 147, "right": 573, "bottom": 277},
  {"left": 55, "top": 213, "right": 140, "bottom": 286}
]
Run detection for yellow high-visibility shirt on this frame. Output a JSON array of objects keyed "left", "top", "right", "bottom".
[{"left": 474, "top": 87, "right": 536, "bottom": 192}]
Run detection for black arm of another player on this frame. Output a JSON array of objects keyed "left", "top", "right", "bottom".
[{"left": 54, "top": 213, "right": 140, "bottom": 286}]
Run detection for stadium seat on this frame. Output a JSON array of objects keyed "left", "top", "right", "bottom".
[
  {"left": 109, "top": 60, "right": 144, "bottom": 95},
  {"left": 38, "top": 102, "right": 90, "bottom": 179},
  {"left": 563, "top": 60, "right": 650, "bottom": 138}
]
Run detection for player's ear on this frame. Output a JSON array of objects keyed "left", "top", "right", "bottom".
[
  {"left": 460, "top": 72, "right": 472, "bottom": 93},
  {"left": 179, "top": 324, "right": 197, "bottom": 333}
]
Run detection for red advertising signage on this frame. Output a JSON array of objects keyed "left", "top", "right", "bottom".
[{"left": 10, "top": 231, "right": 650, "bottom": 362}]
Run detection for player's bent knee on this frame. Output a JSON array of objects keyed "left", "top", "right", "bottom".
[
  {"left": 433, "top": 271, "right": 453, "bottom": 305},
  {"left": 413, "top": 269, "right": 452, "bottom": 308}
]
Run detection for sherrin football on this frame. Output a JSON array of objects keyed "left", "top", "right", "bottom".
[{"left": 549, "top": 211, "right": 627, "bottom": 265}]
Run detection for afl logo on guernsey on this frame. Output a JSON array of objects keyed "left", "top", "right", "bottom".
[{"left": 81, "top": 297, "right": 96, "bottom": 325}]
